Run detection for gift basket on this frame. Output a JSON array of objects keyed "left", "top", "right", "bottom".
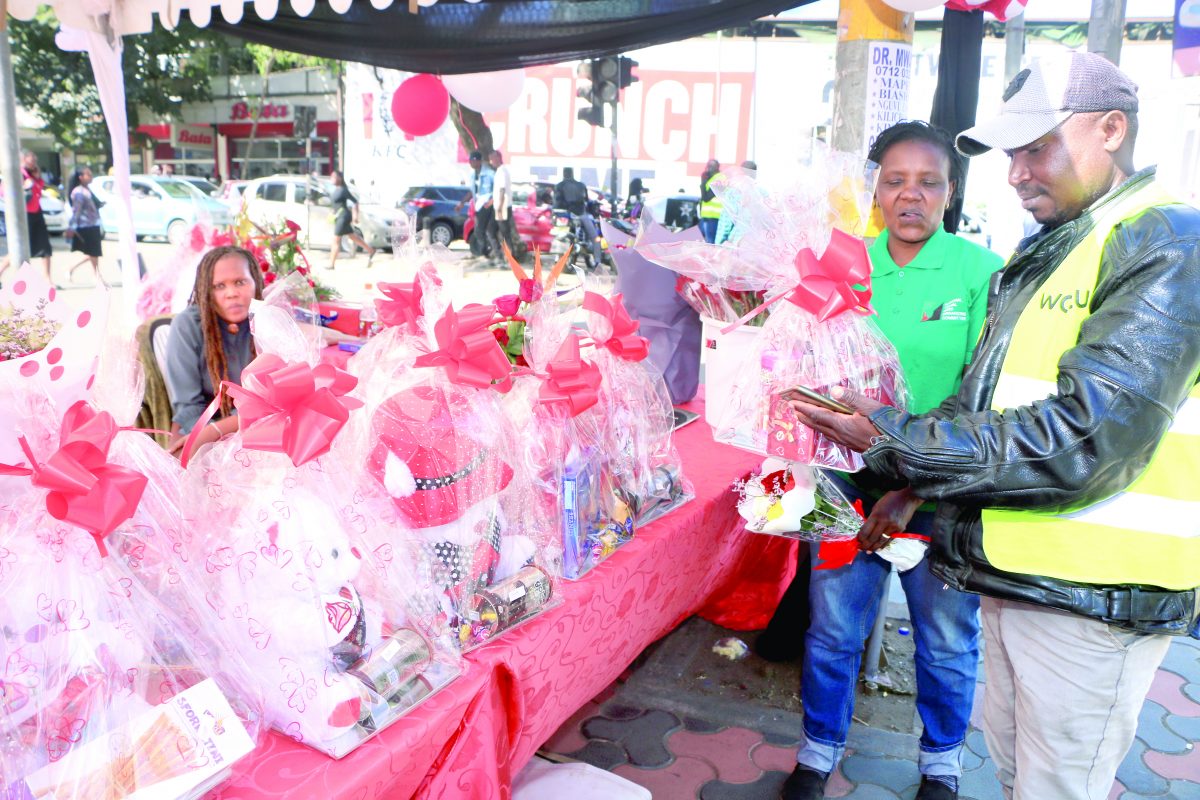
[
  {"left": 640, "top": 148, "right": 908, "bottom": 471},
  {"left": 345, "top": 256, "right": 562, "bottom": 652},
  {"left": 0, "top": 299, "right": 264, "bottom": 797},
  {"left": 506, "top": 293, "right": 637, "bottom": 580},
  {"left": 581, "top": 291, "right": 694, "bottom": 526},
  {"left": 179, "top": 279, "right": 461, "bottom": 758}
]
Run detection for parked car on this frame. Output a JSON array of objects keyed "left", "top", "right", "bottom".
[
  {"left": 644, "top": 192, "right": 700, "bottom": 231},
  {"left": 462, "top": 181, "right": 555, "bottom": 254},
  {"left": 0, "top": 193, "right": 66, "bottom": 235},
  {"left": 91, "top": 175, "right": 235, "bottom": 244},
  {"left": 217, "top": 179, "right": 249, "bottom": 212},
  {"left": 401, "top": 185, "right": 470, "bottom": 246},
  {"left": 176, "top": 175, "right": 221, "bottom": 197},
  {"left": 40, "top": 194, "right": 67, "bottom": 234},
  {"left": 242, "top": 174, "right": 399, "bottom": 251}
]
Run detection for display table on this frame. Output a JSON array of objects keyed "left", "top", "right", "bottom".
[{"left": 214, "top": 397, "right": 799, "bottom": 800}]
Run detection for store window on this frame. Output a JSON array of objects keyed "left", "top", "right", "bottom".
[
  {"left": 230, "top": 138, "right": 331, "bottom": 180},
  {"left": 152, "top": 142, "right": 217, "bottom": 178}
]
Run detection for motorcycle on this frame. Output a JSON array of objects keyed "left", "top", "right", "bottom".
[{"left": 549, "top": 200, "right": 613, "bottom": 273}]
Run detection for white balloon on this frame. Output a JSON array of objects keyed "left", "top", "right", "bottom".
[
  {"left": 443, "top": 69, "right": 527, "bottom": 114},
  {"left": 881, "top": 0, "right": 945, "bottom": 10}
]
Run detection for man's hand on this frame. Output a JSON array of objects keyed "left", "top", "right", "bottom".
[
  {"left": 786, "top": 387, "right": 887, "bottom": 453},
  {"left": 167, "top": 423, "right": 221, "bottom": 458},
  {"left": 859, "top": 487, "right": 923, "bottom": 552}
]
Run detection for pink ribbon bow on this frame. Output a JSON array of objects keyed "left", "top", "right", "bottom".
[
  {"left": 582, "top": 292, "right": 650, "bottom": 362},
  {"left": 222, "top": 354, "right": 364, "bottom": 467},
  {"left": 375, "top": 279, "right": 426, "bottom": 330},
  {"left": 786, "top": 228, "right": 872, "bottom": 323},
  {"left": 537, "top": 334, "right": 603, "bottom": 417},
  {"left": 0, "top": 401, "right": 148, "bottom": 556},
  {"left": 414, "top": 304, "right": 514, "bottom": 392},
  {"left": 719, "top": 229, "right": 873, "bottom": 333}
]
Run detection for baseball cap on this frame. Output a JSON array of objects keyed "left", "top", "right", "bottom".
[{"left": 956, "top": 51, "right": 1139, "bottom": 157}]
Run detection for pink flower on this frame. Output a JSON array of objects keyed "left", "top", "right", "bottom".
[
  {"left": 284, "top": 219, "right": 302, "bottom": 233},
  {"left": 494, "top": 294, "right": 521, "bottom": 318},
  {"left": 518, "top": 279, "right": 543, "bottom": 304}
]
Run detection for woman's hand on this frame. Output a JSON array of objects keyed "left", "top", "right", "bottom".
[
  {"left": 859, "top": 487, "right": 924, "bottom": 552},
  {"left": 167, "top": 423, "right": 222, "bottom": 458}
]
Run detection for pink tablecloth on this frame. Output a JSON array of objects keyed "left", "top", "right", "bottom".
[{"left": 213, "top": 398, "right": 798, "bottom": 800}]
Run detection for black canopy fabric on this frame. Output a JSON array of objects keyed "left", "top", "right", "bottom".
[
  {"left": 206, "top": 0, "right": 811, "bottom": 75},
  {"left": 929, "top": 7, "right": 985, "bottom": 233}
]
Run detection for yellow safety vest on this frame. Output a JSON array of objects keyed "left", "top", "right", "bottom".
[
  {"left": 700, "top": 172, "right": 725, "bottom": 219},
  {"left": 983, "top": 179, "right": 1200, "bottom": 591}
]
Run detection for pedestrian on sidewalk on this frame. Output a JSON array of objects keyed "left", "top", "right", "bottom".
[
  {"left": 65, "top": 167, "right": 106, "bottom": 287},
  {"left": 787, "top": 53, "right": 1200, "bottom": 800},
  {"left": 779, "top": 121, "right": 1002, "bottom": 800},
  {"left": 488, "top": 150, "right": 516, "bottom": 265},
  {"left": 455, "top": 150, "right": 495, "bottom": 260},
  {"left": 22, "top": 150, "right": 55, "bottom": 285},
  {"left": 328, "top": 169, "right": 376, "bottom": 271}
]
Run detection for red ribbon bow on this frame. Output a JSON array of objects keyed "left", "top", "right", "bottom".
[
  {"left": 537, "top": 334, "right": 603, "bottom": 417},
  {"left": 0, "top": 401, "right": 148, "bottom": 556},
  {"left": 414, "top": 304, "right": 514, "bottom": 392},
  {"left": 376, "top": 279, "right": 426, "bottom": 330},
  {"left": 225, "top": 354, "right": 363, "bottom": 467},
  {"left": 787, "top": 228, "right": 873, "bottom": 323},
  {"left": 582, "top": 292, "right": 650, "bottom": 362}
]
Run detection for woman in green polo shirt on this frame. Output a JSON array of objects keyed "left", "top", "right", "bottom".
[{"left": 781, "top": 121, "right": 1004, "bottom": 800}]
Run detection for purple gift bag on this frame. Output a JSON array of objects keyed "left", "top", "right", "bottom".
[{"left": 607, "top": 219, "right": 702, "bottom": 404}]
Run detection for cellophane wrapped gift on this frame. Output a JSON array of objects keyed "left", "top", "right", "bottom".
[
  {"left": 640, "top": 148, "right": 909, "bottom": 471},
  {"left": 179, "top": 282, "right": 461, "bottom": 759},
  {"left": 0, "top": 334, "right": 264, "bottom": 797},
  {"left": 345, "top": 278, "right": 561, "bottom": 653},
  {"left": 581, "top": 291, "right": 694, "bottom": 526},
  {"left": 734, "top": 457, "right": 862, "bottom": 542},
  {"left": 510, "top": 296, "right": 635, "bottom": 580}
]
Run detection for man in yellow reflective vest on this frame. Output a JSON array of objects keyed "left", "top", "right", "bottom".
[
  {"left": 786, "top": 52, "right": 1200, "bottom": 800},
  {"left": 698, "top": 159, "right": 724, "bottom": 243}
]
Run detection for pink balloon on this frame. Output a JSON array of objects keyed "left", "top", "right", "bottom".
[{"left": 391, "top": 74, "right": 450, "bottom": 137}]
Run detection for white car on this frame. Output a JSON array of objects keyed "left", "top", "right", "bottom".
[
  {"left": 40, "top": 194, "right": 67, "bottom": 234},
  {"left": 242, "top": 174, "right": 398, "bottom": 251}
]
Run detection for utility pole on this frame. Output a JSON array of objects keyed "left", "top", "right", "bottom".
[
  {"left": 0, "top": 11, "right": 30, "bottom": 267},
  {"left": 1088, "top": 0, "right": 1128, "bottom": 65},
  {"left": 1005, "top": 11, "right": 1027, "bottom": 84},
  {"left": 831, "top": 0, "right": 914, "bottom": 158}
]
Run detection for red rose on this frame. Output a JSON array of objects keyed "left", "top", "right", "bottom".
[
  {"left": 295, "top": 266, "right": 308, "bottom": 276},
  {"left": 307, "top": 279, "right": 316, "bottom": 288},
  {"left": 258, "top": 260, "right": 271, "bottom": 273},
  {"left": 284, "top": 219, "right": 301, "bottom": 233},
  {"left": 492, "top": 327, "right": 510, "bottom": 347},
  {"left": 263, "top": 272, "right": 277, "bottom": 284}
]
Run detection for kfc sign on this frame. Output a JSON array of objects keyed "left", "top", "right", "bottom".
[
  {"left": 172, "top": 124, "right": 215, "bottom": 149},
  {"left": 487, "top": 65, "right": 753, "bottom": 176},
  {"left": 230, "top": 101, "right": 291, "bottom": 121}
]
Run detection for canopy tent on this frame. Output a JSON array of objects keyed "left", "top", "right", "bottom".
[{"left": 1, "top": 0, "right": 808, "bottom": 323}]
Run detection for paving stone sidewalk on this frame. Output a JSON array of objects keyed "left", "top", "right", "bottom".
[{"left": 539, "top": 620, "right": 1200, "bottom": 800}]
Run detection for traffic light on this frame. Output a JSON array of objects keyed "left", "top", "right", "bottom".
[
  {"left": 618, "top": 56, "right": 638, "bottom": 92},
  {"left": 576, "top": 56, "right": 620, "bottom": 128}
]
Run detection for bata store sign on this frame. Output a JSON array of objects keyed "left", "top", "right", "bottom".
[
  {"left": 172, "top": 124, "right": 216, "bottom": 149},
  {"left": 487, "top": 64, "right": 754, "bottom": 182}
]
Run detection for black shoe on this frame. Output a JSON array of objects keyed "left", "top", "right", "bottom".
[
  {"left": 915, "top": 777, "right": 958, "bottom": 800},
  {"left": 780, "top": 765, "right": 827, "bottom": 800}
]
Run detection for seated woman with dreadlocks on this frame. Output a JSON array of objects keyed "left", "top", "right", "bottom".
[{"left": 166, "top": 245, "right": 265, "bottom": 455}]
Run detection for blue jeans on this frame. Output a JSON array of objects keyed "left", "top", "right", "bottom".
[
  {"left": 797, "top": 478, "right": 981, "bottom": 778},
  {"left": 698, "top": 217, "right": 718, "bottom": 243}
]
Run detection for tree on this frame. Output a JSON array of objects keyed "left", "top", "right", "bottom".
[
  {"left": 240, "top": 44, "right": 339, "bottom": 172},
  {"left": 8, "top": 11, "right": 225, "bottom": 160}
]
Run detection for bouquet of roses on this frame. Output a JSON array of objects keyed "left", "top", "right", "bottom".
[
  {"left": 490, "top": 243, "right": 572, "bottom": 366},
  {"left": 734, "top": 457, "right": 861, "bottom": 542}
]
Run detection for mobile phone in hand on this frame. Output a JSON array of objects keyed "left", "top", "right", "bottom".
[{"left": 781, "top": 385, "right": 855, "bottom": 415}]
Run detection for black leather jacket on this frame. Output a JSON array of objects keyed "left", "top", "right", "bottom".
[{"left": 863, "top": 168, "right": 1200, "bottom": 634}]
